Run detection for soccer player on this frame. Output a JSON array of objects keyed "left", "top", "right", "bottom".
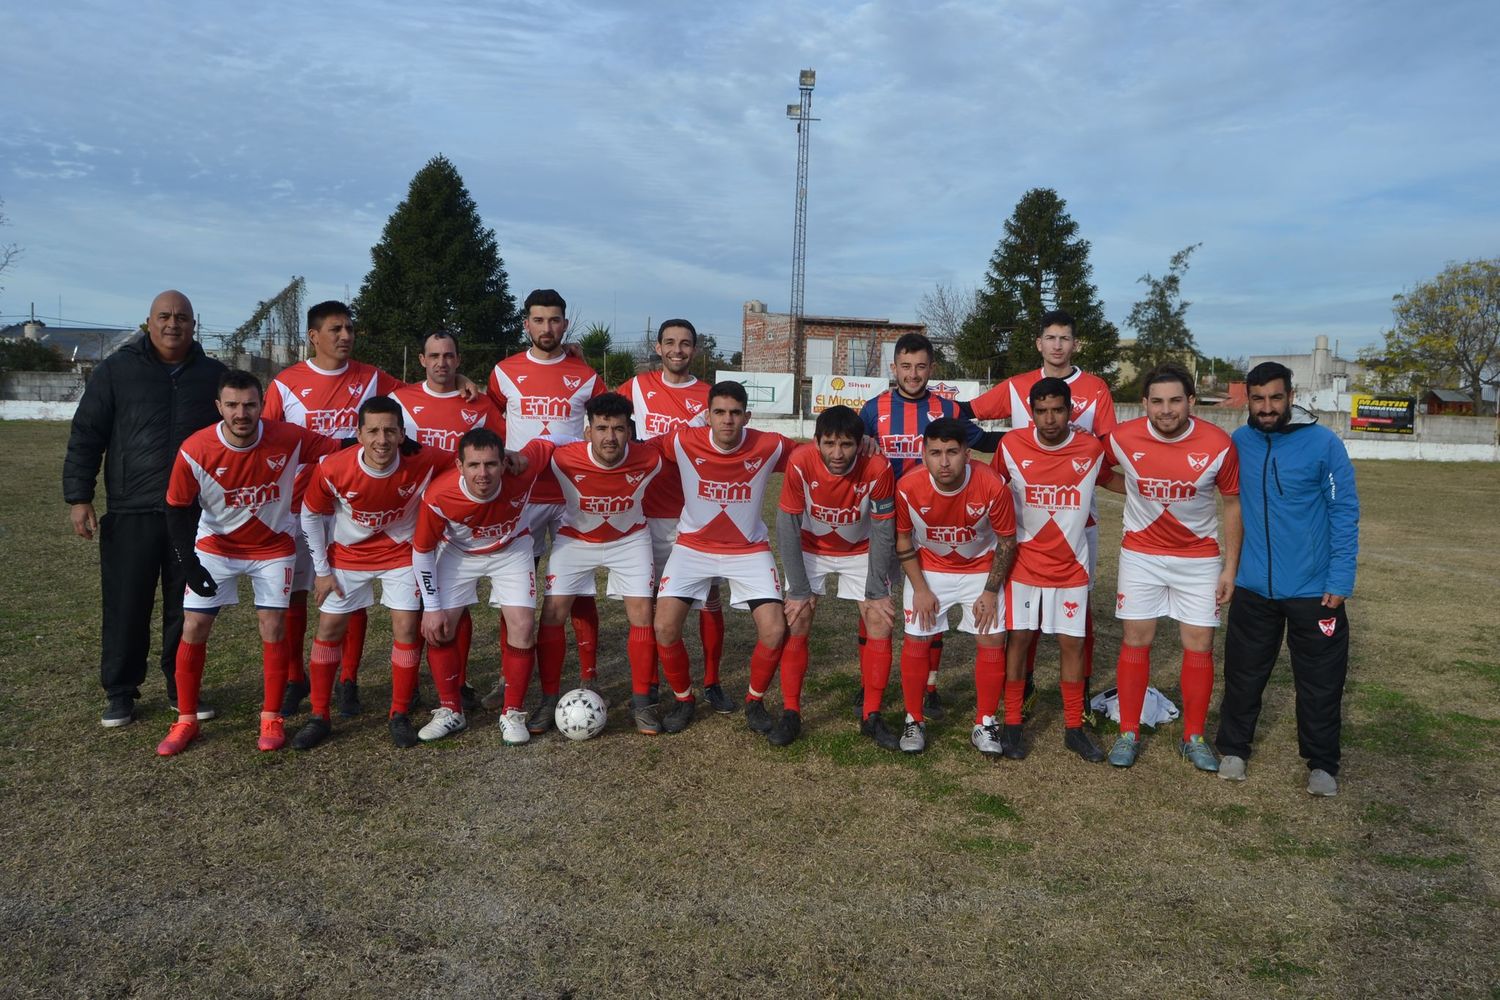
[
  {"left": 157, "top": 370, "right": 343, "bottom": 756},
  {"left": 291, "top": 397, "right": 454, "bottom": 750},
  {"left": 993, "top": 378, "right": 1109, "bottom": 763},
  {"left": 412, "top": 427, "right": 553, "bottom": 747},
  {"left": 653, "top": 381, "right": 796, "bottom": 735},
  {"left": 776, "top": 405, "right": 900, "bottom": 749},
  {"left": 1101, "top": 364, "right": 1240, "bottom": 772},
  {"left": 616, "top": 319, "right": 732, "bottom": 714},
  {"left": 485, "top": 289, "right": 606, "bottom": 728},
  {"left": 893, "top": 418, "right": 1017, "bottom": 756},
  {"left": 860, "top": 332, "right": 1002, "bottom": 721},
  {"left": 537, "top": 393, "right": 664, "bottom": 734}
]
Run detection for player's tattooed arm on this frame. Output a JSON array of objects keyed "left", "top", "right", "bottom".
[{"left": 983, "top": 534, "right": 1017, "bottom": 594}]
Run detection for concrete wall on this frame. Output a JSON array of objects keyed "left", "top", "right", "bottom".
[{"left": 1, "top": 371, "right": 86, "bottom": 402}]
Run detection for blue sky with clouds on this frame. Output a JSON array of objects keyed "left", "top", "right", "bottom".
[{"left": 3, "top": 0, "right": 1496, "bottom": 363}]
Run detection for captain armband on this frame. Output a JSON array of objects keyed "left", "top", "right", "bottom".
[{"left": 870, "top": 497, "right": 894, "bottom": 516}]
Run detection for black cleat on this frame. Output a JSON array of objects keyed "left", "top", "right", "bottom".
[
  {"left": 861, "top": 712, "right": 900, "bottom": 751},
  {"left": 703, "top": 683, "right": 738, "bottom": 715},
  {"left": 744, "top": 698, "right": 775, "bottom": 734},
  {"left": 1002, "top": 723, "right": 1028, "bottom": 760},
  {"left": 662, "top": 695, "right": 697, "bottom": 734},
  {"left": 101, "top": 695, "right": 135, "bottom": 728},
  {"left": 632, "top": 694, "right": 662, "bottom": 735},
  {"left": 527, "top": 694, "right": 559, "bottom": 735},
  {"left": 388, "top": 713, "right": 420, "bottom": 749},
  {"left": 768, "top": 710, "right": 802, "bottom": 747},
  {"left": 335, "top": 679, "right": 362, "bottom": 718},
  {"left": 923, "top": 689, "right": 946, "bottom": 721},
  {"left": 291, "top": 715, "right": 332, "bottom": 751},
  {"left": 460, "top": 684, "right": 481, "bottom": 715},
  {"left": 280, "top": 678, "right": 311, "bottom": 717},
  {"left": 1064, "top": 726, "right": 1105, "bottom": 763}
]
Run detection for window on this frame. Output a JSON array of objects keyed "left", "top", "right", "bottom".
[{"left": 806, "top": 337, "right": 833, "bottom": 376}]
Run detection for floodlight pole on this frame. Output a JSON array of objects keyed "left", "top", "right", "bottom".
[{"left": 787, "top": 69, "right": 817, "bottom": 417}]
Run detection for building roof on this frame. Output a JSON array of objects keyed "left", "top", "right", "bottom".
[
  {"left": 0, "top": 324, "right": 137, "bottom": 361},
  {"left": 1424, "top": 388, "right": 1471, "bottom": 404}
]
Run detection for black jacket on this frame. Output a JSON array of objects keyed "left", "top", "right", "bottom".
[{"left": 62, "top": 334, "right": 228, "bottom": 514}]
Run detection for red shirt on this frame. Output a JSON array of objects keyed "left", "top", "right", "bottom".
[
  {"left": 664, "top": 426, "right": 794, "bottom": 555},
  {"left": 1104, "top": 416, "right": 1239, "bottom": 558},
  {"left": 777, "top": 445, "right": 896, "bottom": 556},
  {"left": 392, "top": 382, "right": 504, "bottom": 453},
  {"left": 549, "top": 440, "right": 663, "bottom": 543},
  {"left": 995, "top": 428, "right": 1107, "bottom": 587},
  {"left": 486, "top": 350, "right": 605, "bottom": 505},
  {"left": 618, "top": 370, "right": 711, "bottom": 518},
  {"left": 970, "top": 367, "right": 1117, "bottom": 438},
  {"left": 895, "top": 462, "right": 1016, "bottom": 574},
  {"left": 302, "top": 445, "right": 452, "bottom": 571},
  {"left": 412, "top": 439, "right": 553, "bottom": 557}
]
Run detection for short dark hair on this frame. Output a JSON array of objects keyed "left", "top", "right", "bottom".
[
  {"left": 709, "top": 380, "right": 748, "bottom": 409},
  {"left": 1246, "top": 361, "right": 1293, "bottom": 394},
  {"left": 1029, "top": 376, "right": 1071, "bottom": 408},
  {"left": 523, "top": 289, "right": 567, "bottom": 315},
  {"left": 307, "top": 300, "right": 351, "bottom": 331},
  {"left": 814, "top": 404, "right": 864, "bottom": 444},
  {"left": 585, "top": 392, "right": 634, "bottom": 424},
  {"left": 218, "top": 369, "right": 262, "bottom": 398},
  {"left": 1038, "top": 309, "right": 1075, "bottom": 336},
  {"left": 1141, "top": 363, "right": 1196, "bottom": 400},
  {"left": 358, "top": 395, "right": 403, "bottom": 428},
  {"left": 923, "top": 417, "right": 969, "bottom": 446},
  {"left": 657, "top": 318, "right": 697, "bottom": 345},
  {"left": 422, "top": 330, "right": 459, "bottom": 353},
  {"left": 892, "top": 332, "right": 935, "bottom": 363},
  {"left": 458, "top": 426, "right": 504, "bottom": 460}
]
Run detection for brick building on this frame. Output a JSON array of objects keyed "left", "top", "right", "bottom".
[{"left": 741, "top": 301, "right": 926, "bottom": 377}]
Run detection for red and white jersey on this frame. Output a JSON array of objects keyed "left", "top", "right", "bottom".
[
  {"left": 413, "top": 439, "right": 554, "bottom": 557},
  {"left": 302, "top": 445, "right": 452, "bottom": 571},
  {"left": 777, "top": 445, "right": 896, "bottom": 556},
  {"left": 970, "top": 367, "right": 1117, "bottom": 439},
  {"left": 549, "top": 440, "right": 663, "bottom": 543},
  {"left": 996, "top": 428, "right": 1107, "bottom": 588},
  {"left": 665, "top": 426, "right": 794, "bottom": 555},
  {"left": 167, "top": 420, "right": 342, "bottom": 559},
  {"left": 619, "top": 370, "right": 711, "bottom": 518},
  {"left": 486, "top": 350, "right": 605, "bottom": 505},
  {"left": 264, "top": 359, "right": 403, "bottom": 439},
  {"left": 392, "top": 382, "right": 503, "bottom": 453},
  {"left": 895, "top": 462, "right": 1016, "bottom": 574},
  {"left": 1105, "top": 416, "right": 1239, "bottom": 558}
]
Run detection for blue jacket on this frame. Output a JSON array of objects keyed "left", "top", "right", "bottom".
[{"left": 1233, "top": 406, "right": 1360, "bottom": 600}]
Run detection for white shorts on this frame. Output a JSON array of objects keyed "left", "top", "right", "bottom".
[
  {"left": 1115, "top": 548, "right": 1222, "bottom": 627},
  {"left": 527, "top": 503, "right": 564, "bottom": 559},
  {"left": 434, "top": 541, "right": 537, "bottom": 611},
  {"left": 319, "top": 565, "right": 422, "bottom": 615},
  {"left": 649, "top": 518, "right": 677, "bottom": 581},
  {"left": 185, "top": 552, "right": 296, "bottom": 611},
  {"left": 291, "top": 524, "right": 315, "bottom": 592},
  {"left": 1005, "top": 580, "right": 1091, "bottom": 636},
  {"left": 902, "top": 571, "right": 1004, "bottom": 637},
  {"left": 803, "top": 551, "right": 869, "bottom": 603},
  {"left": 658, "top": 546, "right": 781, "bottom": 610},
  {"left": 545, "top": 531, "right": 655, "bottom": 599}
]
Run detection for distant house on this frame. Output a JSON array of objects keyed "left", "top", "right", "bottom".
[
  {"left": 0, "top": 321, "right": 136, "bottom": 367},
  {"left": 1422, "top": 388, "right": 1474, "bottom": 416},
  {"left": 742, "top": 300, "right": 925, "bottom": 377}
]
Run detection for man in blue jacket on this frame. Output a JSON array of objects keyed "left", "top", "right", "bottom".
[{"left": 1215, "top": 362, "right": 1359, "bottom": 796}]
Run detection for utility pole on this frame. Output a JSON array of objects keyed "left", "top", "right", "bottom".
[{"left": 786, "top": 69, "right": 817, "bottom": 416}]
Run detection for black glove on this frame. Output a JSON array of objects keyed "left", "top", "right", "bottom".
[
  {"left": 184, "top": 557, "right": 218, "bottom": 598},
  {"left": 399, "top": 437, "right": 422, "bottom": 457}
]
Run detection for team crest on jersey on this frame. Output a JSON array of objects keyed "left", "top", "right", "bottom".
[
  {"left": 509, "top": 498, "right": 524, "bottom": 508},
  {"left": 1072, "top": 399, "right": 1088, "bottom": 414},
  {"left": 563, "top": 376, "right": 582, "bottom": 390},
  {"left": 1187, "top": 452, "right": 1211, "bottom": 472},
  {"left": 965, "top": 502, "right": 987, "bottom": 518},
  {"left": 397, "top": 484, "right": 417, "bottom": 498},
  {"left": 626, "top": 473, "right": 645, "bottom": 485},
  {"left": 1071, "top": 458, "right": 1092, "bottom": 475},
  {"left": 1063, "top": 600, "right": 1080, "bottom": 618},
  {"left": 685, "top": 399, "right": 704, "bottom": 413},
  {"left": 347, "top": 383, "right": 364, "bottom": 397},
  {"left": 1318, "top": 617, "right": 1337, "bottom": 637},
  {"left": 266, "top": 453, "right": 288, "bottom": 472},
  {"left": 852, "top": 481, "right": 872, "bottom": 497},
  {"left": 743, "top": 458, "right": 764, "bottom": 473},
  {"left": 461, "top": 409, "right": 479, "bottom": 425}
]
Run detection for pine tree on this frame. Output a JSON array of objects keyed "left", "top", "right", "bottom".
[
  {"left": 352, "top": 155, "right": 520, "bottom": 381},
  {"left": 1121, "top": 244, "right": 1202, "bottom": 397}
]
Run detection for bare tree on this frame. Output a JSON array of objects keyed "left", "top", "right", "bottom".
[
  {"left": 917, "top": 281, "right": 977, "bottom": 374},
  {"left": 0, "top": 199, "right": 21, "bottom": 294}
]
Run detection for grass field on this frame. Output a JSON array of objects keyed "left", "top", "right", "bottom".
[{"left": 2, "top": 419, "right": 1497, "bottom": 999}]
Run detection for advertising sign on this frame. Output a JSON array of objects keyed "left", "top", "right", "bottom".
[
  {"left": 927, "top": 379, "right": 987, "bottom": 403},
  {"left": 1349, "top": 394, "right": 1415, "bottom": 434},
  {"left": 715, "top": 371, "right": 796, "bottom": 415},
  {"left": 810, "top": 375, "right": 887, "bottom": 414}
]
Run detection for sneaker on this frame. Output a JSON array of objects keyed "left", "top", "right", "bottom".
[
  {"left": 923, "top": 689, "right": 945, "bottom": 721},
  {"left": 703, "top": 683, "right": 738, "bottom": 715},
  {"left": 526, "top": 693, "right": 560, "bottom": 735},
  {"left": 1218, "top": 754, "right": 1247, "bottom": 781},
  {"left": 291, "top": 715, "right": 332, "bottom": 751},
  {"left": 1307, "top": 768, "right": 1338, "bottom": 797},
  {"left": 499, "top": 708, "right": 531, "bottom": 746},
  {"left": 257, "top": 715, "right": 286, "bottom": 752},
  {"left": 1108, "top": 731, "right": 1141, "bottom": 768},
  {"left": 1001, "top": 723, "right": 1027, "bottom": 760},
  {"left": 662, "top": 695, "right": 697, "bottom": 734},
  {"left": 388, "top": 713, "right": 420, "bottom": 749},
  {"left": 1064, "top": 726, "right": 1105, "bottom": 763},
  {"left": 899, "top": 718, "right": 927, "bottom": 753},
  {"left": 632, "top": 694, "right": 662, "bottom": 736},
  {"left": 1020, "top": 676, "right": 1038, "bottom": 720},
  {"left": 279, "top": 679, "right": 311, "bottom": 717},
  {"left": 970, "top": 722, "right": 1006, "bottom": 758},
  {"left": 480, "top": 681, "right": 506, "bottom": 712},
  {"left": 101, "top": 695, "right": 135, "bottom": 728},
  {"left": 335, "top": 679, "right": 362, "bottom": 718},
  {"left": 861, "top": 712, "right": 900, "bottom": 751},
  {"left": 170, "top": 700, "right": 218, "bottom": 722},
  {"left": 418, "top": 707, "right": 468, "bottom": 742},
  {"left": 1180, "top": 735, "right": 1219, "bottom": 773},
  {"left": 768, "top": 710, "right": 802, "bottom": 747},
  {"left": 744, "top": 698, "right": 775, "bottom": 734},
  {"left": 460, "top": 684, "right": 481, "bottom": 715},
  {"left": 156, "top": 720, "right": 199, "bottom": 756}
]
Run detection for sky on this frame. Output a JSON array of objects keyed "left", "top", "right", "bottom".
[{"left": 2, "top": 0, "right": 1497, "bottom": 363}]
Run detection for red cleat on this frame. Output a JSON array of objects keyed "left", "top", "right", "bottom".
[
  {"left": 257, "top": 715, "right": 286, "bottom": 752},
  {"left": 156, "top": 721, "right": 199, "bottom": 757}
]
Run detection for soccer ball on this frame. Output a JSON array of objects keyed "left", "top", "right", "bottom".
[{"left": 554, "top": 688, "right": 608, "bottom": 741}]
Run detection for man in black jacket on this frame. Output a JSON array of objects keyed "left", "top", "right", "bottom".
[{"left": 63, "top": 290, "right": 228, "bottom": 727}]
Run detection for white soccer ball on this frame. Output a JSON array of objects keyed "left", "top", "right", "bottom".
[{"left": 554, "top": 688, "right": 608, "bottom": 741}]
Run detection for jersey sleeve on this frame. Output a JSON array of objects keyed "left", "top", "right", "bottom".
[
  {"left": 894, "top": 488, "right": 914, "bottom": 534},
  {"left": 988, "top": 483, "right": 1017, "bottom": 536},
  {"left": 969, "top": 380, "right": 1012, "bottom": 421},
  {"left": 774, "top": 433, "right": 797, "bottom": 473},
  {"left": 859, "top": 397, "right": 880, "bottom": 437},
  {"left": 302, "top": 464, "right": 337, "bottom": 515},
  {"left": 486, "top": 366, "right": 506, "bottom": 414},
  {"left": 521, "top": 438, "right": 555, "bottom": 487},
  {"left": 262, "top": 380, "right": 286, "bottom": 422},
  {"left": 1091, "top": 391, "right": 1118, "bottom": 438},
  {"left": 165, "top": 449, "right": 200, "bottom": 507},
  {"left": 299, "top": 426, "right": 346, "bottom": 461},
  {"left": 777, "top": 456, "right": 807, "bottom": 514},
  {"left": 376, "top": 369, "right": 403, "bottom": 396},
  {"left": 413, "top": 496, "right": 445, "bottom": 554},
  {"left": 869, "top": 462, "right": 896, "bottom": 520},
  {"left": 1216, "top": 440, "right": 1241, "bottom": 496}
]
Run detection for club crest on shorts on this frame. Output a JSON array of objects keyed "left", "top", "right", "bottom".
[
  {"left": 1187, "top": 452, "right": 1211, "bottom": 472},
  {"left": 1318, "top": 617, "right": 1337, "bottom": 637},
  {"left": 1116, "top": 592, "right": 1126, "bottom": 610},
  {"left": 1063, "top": 600, "right": 1080, "bottom": 618}
]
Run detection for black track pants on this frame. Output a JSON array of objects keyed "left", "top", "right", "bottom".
[{"left": 98, "top": 511, "right": 185, "bottom": 700}]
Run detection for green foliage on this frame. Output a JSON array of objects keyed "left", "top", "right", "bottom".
[
  {"left": 1119, "top": 244, "right": 1201, "bottom": 398},
  {"left": 352, "top": 155, "right": 520, "bottom": 382},
  {"left": 957, "top": 188, "right": 1118, "bottom": 383},
  {"left": 604, "top": 350, "right": 638, "bottom": 387},
  {"left": 579, "top": 322, "right": 613, "bottom": 373},
  {"left": 0, "top": 337, "right": 68, "bottom": 374}
]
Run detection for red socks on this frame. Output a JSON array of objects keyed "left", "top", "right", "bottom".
[
  {"left": 456, "top": 609, "right": 473, "bottom": 688},
  {"left": 260, "top": 640, "right": 287, "bottom": 713},
  {"left": 747, "top": 641, "right": 780, "bottom": 700},
  {"left": 1061, "top": 679, "right": 1085, "bottom": 729},
  {"left": 860, "top": 637, "right": 892, "bottom": 717},
  {"left": 174, "top": 639, "right": 207, "bottom": 718},
  {"left": 1003, "top": 671, "right": 1025, "bottom": 725},
  {"left": 900, "top": 637, "right": 932, "bottom": 721},
  {"left": 1180, "top": 649, "right": 1215, "bottom": 739},
  {"left": 283, "top": 594, "right": 308, "bottom": 683},
  {"left": 308, "top": 639, "right": 341, "bottom": 718},
  {"left": 926, "top": 637, "right": 943, "bottom": 693},
  {"left": 390, "top": 640, "right": 421, "bottom": 717},
  {"left": 658, "top": 640, "right": 693, "bottom": 699},
  {"left": 700, "top": 603, "right": 725, "bottom": 686},
  {"left": 428, "top": 640, "right": 463, "bottom": 712},
  {"left": 1116, "top": 644, "right": 1151, "bottom": 736},
  {"left": 628, "top": 626, "right": 656, "bottom": 696},
  {"left": 780, "top": 636, "right": 808, "bottom": 712},
  {"left": 537, "top": 623, "right": 567, "bottom": 696},
  {"left": 571, "top": 596, "right": 599, "bottom": 682},
  {"left": 340, "top": 607, "right": 367, "bottom": 682},
  {"left": 973, "top": 645, "right": 1005, "bottom": 724},
  {"left": 500, "top": 643, "right": 533, "bottom": 712}
]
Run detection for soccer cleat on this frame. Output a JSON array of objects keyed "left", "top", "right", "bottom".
[
  {"left": 1108, "top": 731, "right": 1141, "bottom": 768},
  {"left": 499, "top": 708, "right": 531, "bottom": 745},
  {"left": 279, "top": 679, "right": 311, "bottom": 717},
  {"left": 970, "top": 722, "right": 1006, "bottom": 758},
  {"left": 335, "top": 679, "right": 362, "bottom": 718},
  {"left": 290, "top": 715, "right": 332, "bottom": 751},
  {"left": 923, "top": 689, "right": 946, "bottom": 721},
  {"left": 1001, "top": 723, "right": 1027, "bottom": 760},
  {"left": 662, "top": 695, "right": 697, "bottom": 734},
  {"left": 768, "top": 710, "right": 802, "bottom": 747},
  {"left": 1020, "top": 676, "right": 1038, "bottom": 721},
  {"left": 1180, "top": 735, "right": 1219, "bottom": 773},
  {"left": 257, "top": 715, "right": 286, "bottom": 752},
  {"left": 480, "top": 681, "right": 506, "bottom": 712},
  {"left": 170, "top": 700, "right": 218, "bottom": 722},
  {"left": 1307, "top": 768, "right": 1338, "bottom": 797},
  {"left": 861, "top": 712, "right": 900, "bottom": 751},
  {"left": 526, "top": 694, "right": 560, "bottom": 735},
  {"left": 101, "top": 695, "right": 135, "bottom": 728},
  {"left": 744, "top": 698, "right": 775, "bottom": 734},
  {"left": 1064, "top": 726, "right": 1105, "bottom": 763},
  {"left": 631, "top": 694, "right": 662, "bottom": 736},
  {"left": 1218, "top": 754, "right": 1247, "bottom": 781},
  {"left": 899, "top": 718, "right": 927, "bottom": 753},
  {"left": 703, "top": 683, "right": 738, "bottom": 715},
  {"left": 156, "top": 721, "right": 199, "bottom": 757},
  {"left": 460, "top": 684, "right": 481, "bottom": 715},
  {"left": 418, "top": 707, "right": 468, "bottom": 742},
  {"left": 388, "top": 713, "right": 420, "bottom": 749}
]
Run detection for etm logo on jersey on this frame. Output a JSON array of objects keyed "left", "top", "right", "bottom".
[
  {"left": 927, "top": 525, "right": 976, "bottom": 545},
  {"left": 1187, "top": 452, "right": 1211, "bottom": 472},
  {"left": 579, "top": 495, "right": 633, "bottom": 515},
  {"left": 1136, "top": 478, "right": 1198, "bottom": 504},
  {"left": 1025, "top": 484, "right": 1082, "bottom": 511},
  {"left": 809, "top": 503, "right": 860, "bottom": 525},
  {"left": 698, "top": 480, "right": 753, "bottom": 506}
]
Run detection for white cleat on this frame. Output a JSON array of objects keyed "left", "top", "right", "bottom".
[
  {"left": 418, "top": 707, "right": 468, "bottom": 742},
  {"left": 499, "top": 708, "right": 531, "bottom": 746}
]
